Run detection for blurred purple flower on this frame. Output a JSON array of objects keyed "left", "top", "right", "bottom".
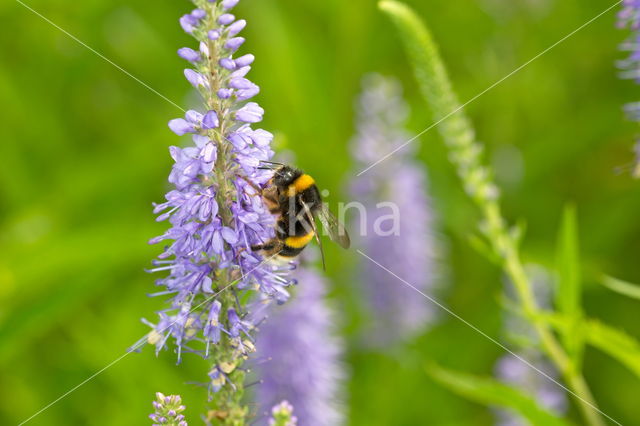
[
  {"left": 618, "top": 1, "right": 640, "bottom": 30},
  {"left": 141, "top": 0, "right": 294, "bottom": 398},
  {"left": 494, "top": 266, "right": 567, "bottom": 425},
  {"left": 618, "top": 1, "right": 640, "bottom": 175},
  {"left": 349, "top": 74, "right": 438, "bottom": 346},
  {"left": 255, "top": 265, "right": 345, "bottom": 426},
  {"left": 494, "top": 353, "right": 566, "bottom": 426}
]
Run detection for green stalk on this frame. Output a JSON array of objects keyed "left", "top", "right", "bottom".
[
  {"left": 195, "top": 1, "right": 248, "bottom": 424},
  {"left": 378, "top": 2, "right": 604, "bottom": 425}
]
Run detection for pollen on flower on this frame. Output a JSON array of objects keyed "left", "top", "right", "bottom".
[
  {"left": 219, "top": 361, "right": 236, "bottom": 374},
  {"left": 147, "top": 330, "right": 163, "bottom": 345}
]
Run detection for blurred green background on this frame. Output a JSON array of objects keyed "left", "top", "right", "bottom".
[{"left": 1, "top": 0, "right": 639, "bottom": 424}]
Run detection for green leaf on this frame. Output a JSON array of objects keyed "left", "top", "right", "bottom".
[
  {"left": 584, "top": 320, "right": 640, "bottom": 379},
  {"left": 426, "top": 363, "right": 570, "bottom": 426},
  {"left": 555, "top": 204, "right": 584, "bottom": 363},
  {"left": 555, "top": 204, "right": 581, "bottom": 318},
  {"left": 601, "top": 275, "right": 640, "bottom": 301},
  {"left": 541, "top": 313, "right": 640, "bottom": 380}
]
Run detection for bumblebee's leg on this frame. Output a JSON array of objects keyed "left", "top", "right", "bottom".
[
  {"left": 262, "top": 187, "right": 281, "bottom": 214},
  {"left": 251, "top": 239, "right": 283, "bottom": 257}
]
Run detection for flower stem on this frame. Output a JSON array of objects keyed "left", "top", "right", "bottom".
[
  {"left": 378, "top": 2, "right": 605, "bottom": 424},
  {"left": 483, "top": 203, "right": 604, "bottom": 426}
]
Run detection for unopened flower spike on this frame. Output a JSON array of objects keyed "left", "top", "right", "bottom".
[
  {"left": 495, "top": 266, "right": 567, "bottom": 425},
  {"left": 269, "top": 401, "right": 298, "bottom": 426},
  {"left": 150, "top": 393, "right": 188, "bottom": 426},
  {"left": 141, "top": 0, "right": 294, "bottom": 422}
]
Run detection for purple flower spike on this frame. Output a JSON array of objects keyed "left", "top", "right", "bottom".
[
  {"left": 350, "top": 74, "right": 439, "bottom": 346},
  {"left": 178, "top": 47, "right": 201, "bottom": 63},
  {"left": 618, "top": 1, "right": 640, "bottom": 174},
  {"left": 144, "top": 0, "right": 293, "bottom": 404},
  {"left": 257, "top": 265, "right": 345, "bottom": 426},
  {"left": 494, "top": 266, "right": 567, "bottom": 425}
]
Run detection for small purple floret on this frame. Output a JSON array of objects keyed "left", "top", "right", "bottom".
[
  {"left": 228, "top": 19, "right": 246, "bottom": 36},
  {"left": 225, "top": 37, "right": 245, "bottom": 52},
  {"left": 178, "top": 47, "right": 201, "bottom": 63},
  {"left": 218, "top": 13, "right": 235, "bottom": 25},
  {"left": 222, "top": 0, "right": 240, "bottom": 10},
  {"left": 202, "top": 110, "right": 219, "bottom": 129},
  {"left": 235, "top": 102, "right": 264, "bottom": 123}
]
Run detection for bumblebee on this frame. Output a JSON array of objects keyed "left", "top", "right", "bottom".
[{"left": 245, "top": 161, "right": 350, "bottom": 268}]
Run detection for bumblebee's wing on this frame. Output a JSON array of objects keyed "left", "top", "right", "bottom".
[
  {"left": 317, "top": 203, "right": 350, "bottom": 249},
  {"left": 299, "top": 200, "right": 326, "bottom": 270}
]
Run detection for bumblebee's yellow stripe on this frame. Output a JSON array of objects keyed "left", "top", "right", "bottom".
[
  {"left": 287, "top": 174, "right": 315, "bottom": 197},
  {"left": 284, "top": 231, "right": 314, "bottom": 248}
]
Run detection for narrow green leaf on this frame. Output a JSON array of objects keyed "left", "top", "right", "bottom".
[
  {"left": 555, "top": 204, "right": 581, "bottom": 318},
  {"left": 584, "top": 320, "right": 640, "bottom": 379},
  {"left": 601, "top": 275, "right": 640, "bottom": 301},
  {"left": 541, "top": 313, "right": 640, "bottom": 380},
  {"left": 555, "top": 204, "right": 583, "bottom": 363},
  {"left": 426, "top": 363, "right": 570, "bottom": 426}
]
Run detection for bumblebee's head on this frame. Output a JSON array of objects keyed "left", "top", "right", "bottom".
[{"left": 270, "top": 165, "right": 302, "bottom": 188}]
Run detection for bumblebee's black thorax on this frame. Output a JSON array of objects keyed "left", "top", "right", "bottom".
[{"left": 272, "top": 166, "right": 303, "bottom": 188}]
